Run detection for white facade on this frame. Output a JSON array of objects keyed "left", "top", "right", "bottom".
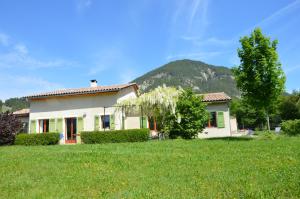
[
  {"left": 29, "top": 86, "right": 142, "bottom": 144},
  {"left": 27, "top": 84, "right": 235, "bottom": 143},
  {"left": 198, "top": 102, "right": 232, "bottom": 138}
]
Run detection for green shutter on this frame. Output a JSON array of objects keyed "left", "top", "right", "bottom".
[
  {"left": 217, "top": 112, "right": 225, "bottom": 128},
  {"left": 56, "top": 118, "right": 63, "bottom": 132},
  {"left": 94, "top": 115, "right": 99, "bottom": 131},
  {"left": 49, "top": 119, "right": 56, "bottom": 132},
  {"left": 77, "top": 117, "right": 84, "bottom": 132},
  {"left": 110, "top": 115, "right": 115, "bottom": 130},
  {"left": 140, "top": 116, "right": 148, "bottom": 128},
  {"left": 77, "top": 117, "right": 83, "bottom": 144},
  {"left": 30, "top": 120, "right": 36, "bottom": 134}
]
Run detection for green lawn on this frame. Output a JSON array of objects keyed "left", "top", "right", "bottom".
[{"left": 1, "top": 137, "right": 300, "bottom": 198}]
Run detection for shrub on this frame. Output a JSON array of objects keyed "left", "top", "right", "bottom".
[
  {"left": 281, "top": 119, "right": 300, "bottom": 136},
  {"left": 14, "top": 133, "right": 60, "bottom": 145},
  {"left": 166, "top": 89, "right": 208, "bottom": 139},
  {"left": 0, "top": 112, "right": 22, "bottom": 145},
  {"left": 81, "top": 129, "right": 149, "bottom": 144},
  {"left": 257, "top": 131, "right": 279, "bottom": 140}
]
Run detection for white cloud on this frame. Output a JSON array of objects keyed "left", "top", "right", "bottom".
[
  {"left": 166, "top": 51, "right": 223, "bottom": 61},
  {"left": 87, "top": 47, "right": 122, "bottom": 75},
  {"left": 119, "top": 68, "right": 138, "bottom": 84},
  {"left": 0, "top": 48, "right": 74, "bottom": 69},
  {"left": 0, "top": 33, "right": 9, "bottom": 46},
  {"left": 86, "top": 46, "right": 138, "bottom": 84},
  {"left": 76, "top": 0, "right": 92, "bottom": 13},
  {"left": 254, "top": 0, "right": 300, "bottom": 29},
  {"left": 0, "top": 34, "right": 75, "bottom": 69},
  {"left": 181, "top": 36, "right": 233, "bottom": 47},
  {"left": 0, "top": 74, "right": 63, "bottom": 100},
  {"left": 284, "top": 65, "right": 300, "bottom": 74},
  {"left": 14, "top": 44, "right": 28, "bottom": 55}
]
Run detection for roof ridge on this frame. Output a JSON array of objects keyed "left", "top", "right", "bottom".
[{"left": 25, "top": 83, "right": 138, "bottom": 99}]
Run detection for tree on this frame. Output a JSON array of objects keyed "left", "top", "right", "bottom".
[
  {"left": 0, "top": 112, "right": 22, "bottom": 145},
  {"left": 230, "top": 98, "right": 266, "bottom": 129},
  {"left": 116, "top": 85, "right": 180, "bottom": 131},
  {"left": 278, "top": 91, "right": 300, "bottom": 120},
  {"left": 4, "top": 97, "right": 29, "bottom": 112},
  {"left": 166, "top": 89, "right": 208, "bottom": 139},
  {"left": 0, "top": 100, "right": 2, "bottom": 113},
  {"left": 233, "top": 28, "right": 285, "bottom": 130}
]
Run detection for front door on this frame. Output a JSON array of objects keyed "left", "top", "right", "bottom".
[{"left": 65, "top": 118, "right": 77, "bottom": 143}]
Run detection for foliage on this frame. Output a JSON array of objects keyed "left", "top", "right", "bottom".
[
  {"left": 81, "top": 129, "right": 149, "bottom": 144},
  {"left": 14, "top": 133, "right": 60, "bottom": 145},
  {"left": 132, "top": 59, "right": 240, "bottom": 97},
  {"left": 1, "top": 138, "right": 300, "bottom": 198},
  {"left": 116, "top": 86, "right": 181, "bottom": 132},
  {"left": 117, "top": 85, "right": 180, "bottom": 117},
  {"left": 0, "top": 100, "right": 2, "bottom": 112},
  {"left": 281, "top": 119, "right": 300, "bottom": 136},
  {"left": 256, "top": 131, "right": 280, "bottom": 140},
  {"left": 230, "top": 98, "right": 266, "bottom": 129},
  {"left": 4, "top": 97, "right": 29, "bottom": 112},
  {"left": 166, "top": 89, "right": 208, "bottom": 139},
  {"left": 232, "top": 28, "right": 286, "bottom": 130},
  {"left": 279, "top": 91, "right": 300, "bottom": 120},
  {"left": 0, "top": 112, "right": 22, "bottom": 145}
]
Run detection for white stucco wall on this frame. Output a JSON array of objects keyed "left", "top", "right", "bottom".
[
  {"left": 28, "top": 86, "right": 139, "bottom": 143},
  {"left": 198, "top": 102, "right": 231, "bottom": 138}
]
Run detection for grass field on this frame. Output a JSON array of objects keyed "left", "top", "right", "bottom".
[{"left": 1, "top": 137, "right": 300, "bottom": 198}]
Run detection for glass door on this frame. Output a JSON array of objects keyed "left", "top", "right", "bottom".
[{"left": 65, "top": 118, "right": 77, "bottom": 143}]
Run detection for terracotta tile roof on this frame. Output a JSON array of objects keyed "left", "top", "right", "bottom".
[
  {"left": 201, "top": 92, "right": 231, "bottom": 102},
  {"left": 13, "top": 108, "right": 30, "bottom": 116},
  {"left": 26, "top": 83, "right": 138, "bottom": 99}
]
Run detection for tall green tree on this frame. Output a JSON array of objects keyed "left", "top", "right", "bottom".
[{"left": 233, "top": 28, "right": 285, "bottom": 130}]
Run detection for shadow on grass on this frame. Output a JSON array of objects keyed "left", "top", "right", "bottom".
[{"left": 206, "top": 136, "right": 254, "bottom": 141}]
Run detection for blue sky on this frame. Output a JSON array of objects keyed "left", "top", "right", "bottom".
[{"left": 0, "top": 0, "right": 299, "bottom": 100}]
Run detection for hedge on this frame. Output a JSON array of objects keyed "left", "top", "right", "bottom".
[
  {"left": 281, "top": 119, "right": 300, "bottom": 136},
  {"left": 14, "top": 133, "right": 60, "bottom": 145},
  {"left": 81, "top": 129, "right": 150, "bottom": 144}
]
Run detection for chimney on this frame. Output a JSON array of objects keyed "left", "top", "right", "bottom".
[{"left": 90, "top": 79, "right": 98, "bottom": 87}]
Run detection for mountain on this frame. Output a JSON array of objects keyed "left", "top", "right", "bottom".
[
  {"left": 1, "top": 98, "right": 29, "bottom": 113},
  {"left": 132, "top": 59, "right": 240, "bottom": 97}
]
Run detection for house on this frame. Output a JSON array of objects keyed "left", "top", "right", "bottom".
[
  {"left": 200, "top": 92, "right": 234, "bottom": 138},
  {"left": 13, "top": 108, "right": 30, "bottom": 133},
  {"left": 25, "top": 80, "right": 142, "bottom": 144},
  {"left": 22, "top": 80, "right": 236, "bottom": 144}
]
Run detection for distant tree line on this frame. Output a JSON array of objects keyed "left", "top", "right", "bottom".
[
  {"left": 231, "top": 90, "right": 300, "bottom": 130},
  {"left": 0, "top": 98, "right": 29, "bottom": 113}
]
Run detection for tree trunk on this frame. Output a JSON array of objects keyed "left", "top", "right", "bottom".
[{"left": 266, "top": 113, "right": 270, "bottom": 131}]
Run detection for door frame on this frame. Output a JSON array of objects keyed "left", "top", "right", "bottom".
[{"left": 65, "top": 117, "right": 77, "bottom": 144}]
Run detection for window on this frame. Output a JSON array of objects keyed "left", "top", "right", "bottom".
[
  {"left": 22, "top": 122, "right": 29, "bottom": 133},
  {"left": 39, "top": 119, "right": 49, "bottom": 133},
  {"left": 101, "top": 115, "right": 110, "bottom": 129},
  {"left": 207, "top": 112, "right": 217, "bottom": 127}
]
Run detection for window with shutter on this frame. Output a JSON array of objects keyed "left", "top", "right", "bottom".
[
  {"left": 140, "top": 116, "right": 148, "bottom": 128},
  {"left": 217, "top": 112, "right": 225, "bottom": 128}
]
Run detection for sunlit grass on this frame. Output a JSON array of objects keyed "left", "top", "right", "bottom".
[{"left": 0, "top": 137, "right": 299, "bottom": 198}]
